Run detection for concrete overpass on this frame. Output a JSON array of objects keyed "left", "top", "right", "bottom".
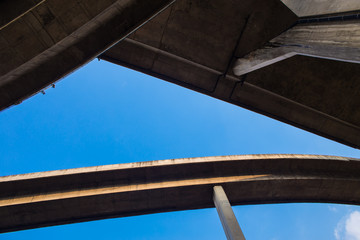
[
  {"left": 0, "top": 0, "right": 359, "bottom": 148},
  {"left": 1, "top": 154, "right": 360, "bottom": 233}
]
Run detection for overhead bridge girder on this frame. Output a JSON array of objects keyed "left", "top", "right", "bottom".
[
  {"left": 0, "top": 154, "right": 359, "bottom": 233},
  {"left": 233, "top": 21, "right": 360, "bottom": 76},
  {"left": 1, "top": 0, "right": 360, "bottom": 150},
  {"left": 0, "top": 0, "right": 175, "bottom": 111}
]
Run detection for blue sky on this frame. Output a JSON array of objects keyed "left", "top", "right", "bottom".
[{"left": 1, "top": 59, "right": 360, "bottom": 239}]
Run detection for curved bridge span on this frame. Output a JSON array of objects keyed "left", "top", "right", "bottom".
[{"left": 1, "top": 154, "right": 360, "bottom": 233}]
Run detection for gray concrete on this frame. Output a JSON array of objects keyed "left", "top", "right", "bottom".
[
  {"left": 1, "top": 0, "right": 360, "bottom": 149},
  {"left": 233, "top": 21, "right": 360, "bottom": 76},
  {"left": 0, "top": 0, "right": 43, "bottom": 29},
  {"left": 1, "top": 154, "right": 360, "bottom": 233},
  {"left": 101, "top": 2, "right": 360, "bottom": 149},
  {"left": 281, "top": 0, "right": 360, "bottom": 17},
  {"left": 214, "top": 186, "right": 246, "bottom": 240},
  {"left": 0, "top": 0, "right": 174, "bottom": 110},
  {"left": 233, "top": 47, "right": 297, "bottom": 76}
]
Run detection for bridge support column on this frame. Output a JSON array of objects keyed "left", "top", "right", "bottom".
[{"left": 213, "top": 186, "right": 246, "bottom": 240}]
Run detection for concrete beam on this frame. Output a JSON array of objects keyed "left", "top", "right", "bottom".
[
  {"left": 281, "top": 0, "right": 360, "bottom": 17},
  {"left": 0, "top": 154, "right": 360, "bottom": 233},
  {"left": 214, "top": 186, "right": 246, "bottom": 240},
  {"left": 0, "top": 0, "right": 175, "bottom": 111},
  {"left": 233, "top": 21, "right": 360, "bottom": 76},
  {"left": 102, "top": 37, "right": 360, "bottom": 148},
  {"left": 101, "top": 4, "right": 359, "bottom": 149},
  {"left": 0, "top": 0, "right": 43, "bottom": 30},
  {"left": 233, "top": 47, "right": 296, "bottom": 76}
]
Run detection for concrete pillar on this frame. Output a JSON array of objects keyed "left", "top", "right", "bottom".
[{"left": 213, "top": 186, "right": 246, "bottom": 240}]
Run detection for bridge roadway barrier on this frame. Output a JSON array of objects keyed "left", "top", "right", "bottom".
[{"left": 0, "top": 154, "right": 359, "bottom": 233}]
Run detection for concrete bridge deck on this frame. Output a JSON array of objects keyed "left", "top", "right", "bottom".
[
  {"left": 1, "top": 154, "right": 360, "bottom": 233},
  {"left": 0, "top": 1, "right": 359, "bottom": 148}
]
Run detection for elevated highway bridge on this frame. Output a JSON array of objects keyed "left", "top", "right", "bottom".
[
  {"left": 1, "top": 1, "right": 360, "bottom": 238},
  {"left": 1, "top": 154, "right": 360, "bottom": 233},
  {"left": 0, "top": 0, "right": 359, "bottom": 148}
]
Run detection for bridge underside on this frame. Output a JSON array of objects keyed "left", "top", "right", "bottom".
[
  {"left": 100, "top": 1, "right": 360, "bottom": 148},
  {"left": 0, "top": 154, "right": 360, "bottom": 233},
  {"left": 0, "top": 0, "right": 359, "bottom": 148},
  {"left": 0, "top": 1, "right": 359, "bottom": 148}
]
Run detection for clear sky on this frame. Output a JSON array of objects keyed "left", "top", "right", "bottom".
[{"left": 1, "top": 59, "right": 360, "bottom": 240}]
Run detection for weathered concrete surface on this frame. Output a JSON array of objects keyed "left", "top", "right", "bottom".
[
  {"left": 101, "top": 1, "right": 360, "bottom": 149},
  {"left": 240, "top": 56, "right": 360, "bottom": 147},
  {"left": 0, "top": 0, "right": 43, "bottom": 29},
  {"left": 0, "top": 0, "right": 174, "bottom": 110},
  {"left": 234, "top": 21, "right": 360, "bottom": 75},
  {"left": 0, "top": 154, "right": 360, "bottom": 233},
  {"left": 214, "top": 186, "right": 246, "bottom": 240},
  {"left": 232, "top": 21, "right": 360, "bottom": 148},
  {"left": 281, "top": 0, "right": 360, "bottom": 17},
  {"left": 1, "top": 0, "right": 359, "bottom": 150}
]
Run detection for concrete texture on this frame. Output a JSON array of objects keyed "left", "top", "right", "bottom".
[
  {"left": 0, "top": 154, "right": 360, "bottom": 233},
  {"left": 281, "top": 0, "right": 360, "bottom": 17},
  {"left": 100, "top": 1, "right": 360, "bottom": 148},
  {"left": 231, "top": 20, "right": 360, "bottom": 148},
  {"left": 214, "top": 186, "right": 246, "bottom": 240},
  {"left": 1, "top": 0, "right": 359, "bottom": 148},
  {"left": 0, "top": 0, "right": 174, "bottom": 110},
  {"left": 0, "top": 0, "right": 43, "bottom": 29},
  {"left": 234, "top": 21, "right": 360, "bottom": 76}
]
